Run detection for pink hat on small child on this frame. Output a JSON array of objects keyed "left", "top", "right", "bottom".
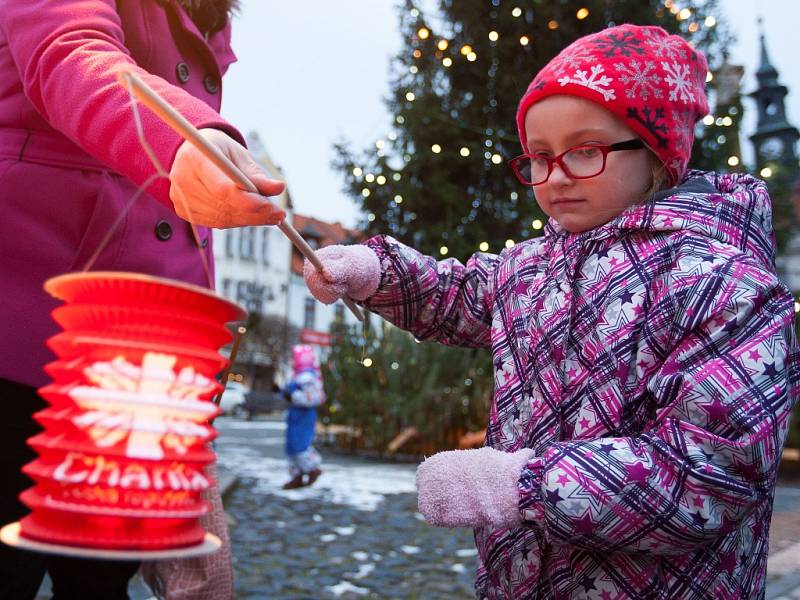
[
  {"left": 516, "top": 24, "right": 709, "bottom": 186},
  {"left": 292, "top": 344, "right": 318, "bottom": 373}
]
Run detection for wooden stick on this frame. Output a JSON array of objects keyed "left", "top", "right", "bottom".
[
  {"left": 117, "top": 68, "right": 365, "bottom": 322},
  {"left": 213, "top": 325, "right": 247, "bottom": 407}
]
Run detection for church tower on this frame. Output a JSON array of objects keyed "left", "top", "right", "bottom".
[{"left": 748, "top": 25, "right": 799, "bottom": 174}]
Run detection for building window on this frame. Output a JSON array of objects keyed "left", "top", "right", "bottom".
[
  {"left": 334, "top": 303, "right": 345, "bottom": 323},
  {"left": 222, "top": 278, "right": 232, "bottom": 299},
  {"left": 225, "top": 230, "right": 235, "bottom": 258},
  {"left": 261, "top": 228, "right": 270, "bottom": 265},
  {"left": 304, "top": 296, "right": 316, "bottom": 330},
  {"left": 240, "top": 228, "right": 255, "bottom": 260}
]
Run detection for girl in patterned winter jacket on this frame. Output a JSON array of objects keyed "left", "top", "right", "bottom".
[{"left": 303, "top": 24, "right": 799, "bottom": 600}]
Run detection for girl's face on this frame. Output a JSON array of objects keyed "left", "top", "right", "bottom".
[{"left": 523, "top": 95, "right": 656, "bottom": 233}]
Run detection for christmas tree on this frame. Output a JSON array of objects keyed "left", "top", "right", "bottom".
[{"left": 334, "top": 0, "right": 733, "bottom": 260}]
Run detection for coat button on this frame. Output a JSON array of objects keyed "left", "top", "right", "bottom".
[
  {"left": 155, "top": 220, "right": 173, "bottom": 241},
  {"left": 203, "top": 75, "right": 219, "bottom": 94},
  {"left": 201, "top": 237, "right": 208, "bottom": 248},
  {"left": 176, "top": 62, "right": 190, "bottom": 83}
]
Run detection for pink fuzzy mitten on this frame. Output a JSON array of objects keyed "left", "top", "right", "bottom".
[
  {"left": 416, "top": 446, "right": 535, "bottom": 528},
  {"left": 303, "top": 244, "right": 381, "bottom": 304}
]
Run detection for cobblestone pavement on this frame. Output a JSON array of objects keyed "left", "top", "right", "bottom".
[
  {"left": 214, "top": 417, "right": 476, "bottom": 600},
  {"left": 767, "top": 477, "right": 800, "bottom": 600}
]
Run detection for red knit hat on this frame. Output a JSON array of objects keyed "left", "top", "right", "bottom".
[{"left": 516, "top": 24, "right": 709, "bottom": 186}]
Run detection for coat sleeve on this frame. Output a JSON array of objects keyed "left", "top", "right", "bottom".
[
  {"left": 0, "top": 0, "right": 244, "bottom": 207},
  {"left": 517, "top": 256, "right": 799, "bottom": 554},
  {"left": 362, "top": 235, "right": 498, "bottom": 349}
]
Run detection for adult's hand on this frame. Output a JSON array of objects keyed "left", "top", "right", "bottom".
[{"left": 169, "top": 128, "right": 286, "bottom": 228}]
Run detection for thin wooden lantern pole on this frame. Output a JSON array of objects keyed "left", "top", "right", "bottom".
[
  {"left": 117, "top": 68, "right": 365, "bottom": 322},
  {"left": 213, "top": 325, "right": 246, "bottom": 408}
]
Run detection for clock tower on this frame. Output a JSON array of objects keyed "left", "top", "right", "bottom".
[{"left": 748, "top": 28, "right": 799, "bottom": 173}]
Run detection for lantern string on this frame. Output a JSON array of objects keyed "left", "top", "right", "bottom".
[
  {"left": 82, "top": 78, "right": 214, "bottom": 289},
  {"left": 81, "top": 171, "right": 161, "bottom": 273}
]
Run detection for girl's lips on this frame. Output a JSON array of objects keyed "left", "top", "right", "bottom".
[{"left": 551, "top": 197, "right": 584, "bottom": 205}]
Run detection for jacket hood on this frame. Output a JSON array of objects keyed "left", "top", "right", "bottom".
[{"left": 545, "top": 170, "right": 778, "bottom": 269}]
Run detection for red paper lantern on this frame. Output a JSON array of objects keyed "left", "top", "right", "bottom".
[{"left": 14, "top": 272, "right": 246, "bottom": 553}]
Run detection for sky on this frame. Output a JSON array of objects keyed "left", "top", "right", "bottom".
[{"left": 221, "top": 1, "right": 800, "bottom": 229}]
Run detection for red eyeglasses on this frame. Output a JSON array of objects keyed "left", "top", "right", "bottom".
[{"left": 509, "top": 139, "right": 645, "bottom": 186}]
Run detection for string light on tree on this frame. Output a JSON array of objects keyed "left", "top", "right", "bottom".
[
  {"left": 440, "top": 246, "right": 448, "bottom": 255},
  {"left": 520, "top": 36, "right": 530, "bottom": 46},
  {"left": 460, "top": 147, "right": 470, "bottom": 157},
  {"left": 488, "top": 31, "right": 499, "bottom": 42},
  {"left": 479, "top": 242, "right": 489, "bottom": 251},
  {"left": 432, "top": 144, "right": 442, "bottom": 153},
  {"left": 576, "top": 8, "right": 589, "bottom": 20},
  {"left": 417, "top": 27, "right": 430, "bottom": 39},
  {"left": 511, "top": 7, "right": 522, "bottom": 17}
]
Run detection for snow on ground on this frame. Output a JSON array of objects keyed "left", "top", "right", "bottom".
[{"left": 215, "top": 420, "right": 418, "bottom": 511}]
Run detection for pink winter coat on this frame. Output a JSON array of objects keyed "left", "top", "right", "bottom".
[{"left": 0, "top": 0, "right": 243, "bottom": 387}]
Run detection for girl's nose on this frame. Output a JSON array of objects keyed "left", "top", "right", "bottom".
[{"left": 548, "top": 161, "right": 572, "bottom": 185}]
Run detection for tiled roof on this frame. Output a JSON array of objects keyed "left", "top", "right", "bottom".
[{"left": 290, "top": 214, "right": 362, "bottom": 275}]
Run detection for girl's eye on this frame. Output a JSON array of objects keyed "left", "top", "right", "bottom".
[{"left": 575, "top": 146, "right": 600, "bottom": 158}]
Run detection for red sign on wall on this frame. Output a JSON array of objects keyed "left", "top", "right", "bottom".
[{"left": 300, "top": 329, "right": 331, "bottom": 346}]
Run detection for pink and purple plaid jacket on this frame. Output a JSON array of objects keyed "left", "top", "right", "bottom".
[{"left": 363, "top": 170, "right": 799, "bottom": 599}]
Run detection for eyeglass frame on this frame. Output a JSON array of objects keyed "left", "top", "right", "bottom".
[{"left": 508, "top": 138, "right": 645, "bottom": 186}]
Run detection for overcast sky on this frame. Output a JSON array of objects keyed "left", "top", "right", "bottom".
[{"left": 221, "top": 1, "right": 800, "bottom": 228}]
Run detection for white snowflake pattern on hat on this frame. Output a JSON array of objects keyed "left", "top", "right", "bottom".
[
  {"left": 549, "top": 45, "right": 596, "bottom": 77},
  {"left": 558, "top": 65, "right": 616, "bottom": 101},
  {"left": 662, "top": 62, "right": 696, "bottom": 103},
  {"left": 643, "top": 30, "right": 688, "bottom": 60},
  {"left": 616, "top": 60, "right": 663, "bottom": 101}
]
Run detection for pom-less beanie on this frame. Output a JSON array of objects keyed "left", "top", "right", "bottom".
[{"left": 516, "top": 24, "right": 709, "bottom": 186}]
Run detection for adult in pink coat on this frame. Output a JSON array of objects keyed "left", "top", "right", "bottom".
[{"left": 0, "top": 1, "right": 284, "bottom": 597}]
